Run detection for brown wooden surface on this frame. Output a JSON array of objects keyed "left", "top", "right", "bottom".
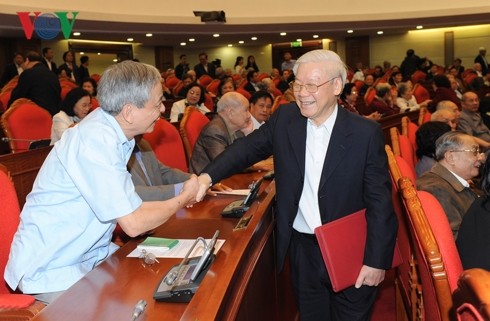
[
  {"left": 453, "top": 268, "right": 490, "bottom": 320},
  {"left": 0, "top": 146, "right": 52, "bottom": 208},
  {"left": 31, "top": 172, "right": 297, "bottom": 321}
]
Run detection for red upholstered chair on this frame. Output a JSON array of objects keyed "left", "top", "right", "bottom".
[
  {"left": 413, "top": 83, "right": 431, "bottom": 104},
  {"left": 418, "top": 107, "right": 431, "bottom": 126},
  {"left": 395, "top": 155, "right": 416, "bottom": 185},
  {"left": 172, "top": 82, "right": 184, "bottom": 97},
  {"left": 236, "top": 87, "right": 252, "bottom": 100},
  {"left": 399, "top": 177, "right": 462, "bottom": 321},
  {"left": 206, "top": 79, "right": 221, "bottom": 96},
  {"left": 179, "top": 107, "right": 210, "bottom": 162},
  {"left": 0, "top": 164, "right": 45, "bottom": 318},
  {"left": 90, "top": 74, "right": 101, "bottom": 84},
  {"left": 257, "top": 72, "right": 270, "bottom": 81},
  {"left": 1, "top": 99, "right": 52, "bottom": 153},
  {"left": 0, "top": 91, "right": 11, "bottom": 112},
  {"left": 198, "top": 74, "right": 213, "bottom": 87},
  {"left": 464, "top": 73, "right": 478, "bottom": 89},
  {"left": 401, "top": 116, "right": 418, "bottom": 150},
  {"left": 353, "top": 80, "right": 364, "bottom": 92},
  {"left": 204, "top": 93, "right": 215, "bottom": 112},
  {"left": 143, "top": 118, "right": 188, "bottom": 172},
  {"left": 411, "top": 70, "right": 427, "bottom": 84},
  {"left": 391, "top": 125, "right": 417, "bottom": 169},
  {"left": 89, "top": 97, "right": 100, "bottom": 112},
  {"left": 165, "top": 76, "right": 181, "bottom": 90},
  {"left": 453, "top": 269, "right": 490, "bottom": 321},
  {"left": 363, "top": 87, "right": 377, "bottom": 106}
]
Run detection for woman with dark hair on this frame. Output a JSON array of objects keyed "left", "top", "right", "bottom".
[
  {"left": 427, "top": 74, "right": 461, "bottom": 112},
  {"left": 388, "top": 71, "right": 403, "bottom": 88},
  {"left": 57, "top": 50, "right": 79, "bottom": 83},
  {"left": 245, "top": 55, "right": 259, "bottom": 72},
  {"left": 50, "top": 87, "right": 91, "bottom": 144},
  {"left": 457, "top": 153, "right": 490, "bottom": 270},
  {"left": 81, "top": 77, "right": 97, "bottom": 96},
  {"left": 339, "top": 83, "right": 381, "bottom": 120},
  {"left": 170, "top": 82, "right": 210, "bottom": 122},
  {"left": 414, "top": 121, "right": 452, "bottom": 177},
  {"left": 234, "top": 56, "right": 244, "bottom": 75}
]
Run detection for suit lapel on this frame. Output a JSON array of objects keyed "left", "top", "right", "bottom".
[
  {"left": 287, "top": 117, "right": 307, "bottom": 179},
  {"left": 319, "top": 108, "right": 352, "bottom": 190}
]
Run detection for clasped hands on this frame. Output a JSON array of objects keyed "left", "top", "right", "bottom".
[{"left": 179, "top": 173, "right": 229, "bottom": 208}]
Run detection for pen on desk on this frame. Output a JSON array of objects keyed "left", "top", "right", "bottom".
[{"left": 130, "top": 299, "right": 147, "bottom": 321}]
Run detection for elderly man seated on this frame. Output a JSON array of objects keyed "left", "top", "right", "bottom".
[
  {"left": 458, "top": 91, "right": 490, "bottom": 142},
  {"left": 416, "top": 131, "right": 484, "bottom": 239}
]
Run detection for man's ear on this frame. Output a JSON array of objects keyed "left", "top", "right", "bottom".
[
  {"left": 121, "top": 104, "right": 134, "bottom": 124},
  {"left": 333, "top": 78, "right": 343, "bottom": 96},
  {"left": 444, "top": 151, "right": 455, "bottom": 165}
]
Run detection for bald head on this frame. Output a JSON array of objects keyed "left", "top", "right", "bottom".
[
  {"left": 436, "top": 100, "right": 460, "bottom": 118},
  {"left": 431, "top": 110, "right": 457, "bottom": 130},
  {"left": 461, "top": 91, "right": 480, "bottom": 112},
  {"left": 216, "top": 92, "right": 251, "bottom": 132},
  {"left": 217, "top": 92, "right": 249, "bottom": 113}
]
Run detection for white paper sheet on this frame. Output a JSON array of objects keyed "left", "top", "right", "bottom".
[{"left": 127, "top": 239, "right": 225, "bottom": 258}]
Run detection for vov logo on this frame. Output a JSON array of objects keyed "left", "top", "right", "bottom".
[{"left": 17, "top": 12, "right": 79, "bottom": 40}]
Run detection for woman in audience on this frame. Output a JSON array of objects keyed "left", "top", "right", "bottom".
[
  {"left": 396, "top": 82, "right": 430, "bottom": 112},
  {"left": 427, "top": 74, "right": 461, "bottom": 112},
  {"left": 50, "top": 87, "right": 91, "bottom": 144},
  {"left": 245, "top": 55, "right": 259, "bottom": 72},
  {"left": 170, "top": 82, "right": 210, "bottom": 122},
  {"left": 388, "top": 71, "right": 403, "bottom": 88},
  {"left": 339, "top": 83, "right": 381, "bottom": 120},
  {"left": 234, "top": 56, "right": 244, "bottom": 75},
  {"left": 177, "top": 73, "right": 194, "bottom": 97},
  {"left": 58, "top": 50, "right": 79, "bottom": 83},
  {"left": 414, "top": 121, "right": 452, "bottom": 176},
  {"left": 214, "top": 77, "right": 236, "bottom": 109},
  {"left": 369, "top": 83, "right": 400, "bottom": 116},
  {"left": 457, "top": 155, "right": 490, "bottom": 270},
  {"left": 81, "top": 77, "right": 97, "bottom": 97}
]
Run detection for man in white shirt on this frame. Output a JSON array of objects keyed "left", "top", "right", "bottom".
[{"left": 249, "top": 91, "right": 273, "bottom": 130}]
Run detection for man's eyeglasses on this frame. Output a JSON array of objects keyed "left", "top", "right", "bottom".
[
  {"left": 450, "top": 146, "right": 481, "bottom": 156},
  {"left": 139, "top": 249, "right": 159, "bottom": 265},
  {"left": 290, "top": 77, "right": 337, "bottom": 93}
]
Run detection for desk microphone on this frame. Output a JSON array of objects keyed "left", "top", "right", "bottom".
[{"left": 130, "top": 299, "right": 147, "bottom": 321}]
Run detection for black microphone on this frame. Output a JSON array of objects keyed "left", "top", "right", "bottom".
[{"left": 130, "top": 299, "right": 147, "bottom": 321}]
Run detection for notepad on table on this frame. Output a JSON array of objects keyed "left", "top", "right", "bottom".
[{"left": 137, "top": 237, "right": 179, "bottom": 252}]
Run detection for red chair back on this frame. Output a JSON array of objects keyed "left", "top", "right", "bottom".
[
  {"left": 411, "top": 70, "right": 427, "bottom": 84},
  {"left": 198, "top": 75, "right": 213, "bottom": 87},
  {"left": 143, "top": 118, "right": 188, "bottom": 172},
  {"left": 204, "top": 93, "right": 215, "bottom": 112},
  {"left": 0, "top": 164, "right": 20, "bottom": 294},
  {"left": 399, "top": 132, "right": 416, "bottom": 169},
  {"left": 1, "top": 99, "right": 52, "bottom": 153},
  {"left": 413, "top": 83, "right": 431, "bottom": 104},
  {"left": 236, "top": 88, "right": 251, "bottom": 100},
  {"left": 179, "top": 107, "right": 210, "bottom": 161},
  {"left": 206, "top": 79, "right": 221, "bottom": 96},
  {"left": 364, "top": 87, "right": 376, "bottom": 106},
  {"left": 90, "top": 97, "right": 100, "bottom": 112},
  {"left": 165, "top": 76, "right": 181, "bottom": 90},
  {"left": 0, "top": 90, "right": 11, "bottom": 112}
]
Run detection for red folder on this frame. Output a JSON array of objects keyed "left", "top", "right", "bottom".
[{"left": 314, "top": 208, "right": 402, "bottom": 292}]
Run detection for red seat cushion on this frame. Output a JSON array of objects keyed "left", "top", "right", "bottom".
[{"left": 0, "top": 294, "right": 36, "bottom": 309}]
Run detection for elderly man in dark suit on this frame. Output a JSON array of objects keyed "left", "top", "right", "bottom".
[
  {"left": 7, "top": 51, "right": 61, "bottom": 115},
  {"left": 194, "top": 49, "right": 398, "bottom": 321}
]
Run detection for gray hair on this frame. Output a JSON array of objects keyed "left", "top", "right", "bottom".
[
  {"left": 397, "top": 82, "right": 410, "bottom": 97},
  {"left": 98, "top": 60, "right": 161, "bottom": 116},
  {"left": 375, "top": 83, "right": 392, "bottom": 97},
  {"left": 434, "top": 131, "right": 467, "bottom": 161},
  {"left": 292, "top": 50, "right": 347, "bottom": 86},
  {"left": 217, "top": 92, "right": 248, "bottom": 113}
]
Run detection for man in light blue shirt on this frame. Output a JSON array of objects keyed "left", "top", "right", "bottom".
[{"left": 4, "top": 61, "right": 200, "bottom": 304}]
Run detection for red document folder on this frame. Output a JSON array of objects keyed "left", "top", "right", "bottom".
[{"left": 314, "top": 208, "right": 402, "bottom": 292}]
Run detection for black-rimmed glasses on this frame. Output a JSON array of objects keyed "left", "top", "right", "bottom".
[{"left": 290, "top": 77, "right": 337, "bottom": 93}]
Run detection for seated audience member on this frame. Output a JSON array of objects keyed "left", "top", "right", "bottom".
[
  {"left": 249, "top": 91, "right": 273, "bottom": 130},
  {"left": 170, "top": 82, "right": 210, "bottom": 122},
  {"left": 372, "top": 65, "right": 384, "bottom": 79},
  {"left": 457, "top": 154, "right": 490, "bottom": 270},
  {"left": 427, "top": 74, "right": 461, "bottom": 112},
  {"left": 436, "top": 100, "right": 461, "bottom": 118},
  {"left": 359, "top": 74, "right": 375, "bottom": 97},
  {"left": 431, "top": 109, "right": 458, "bottom": 130},
  {"left": 260, "top": 77, "right": 282, "bottom": 98},
  {"left": 415, "top": 121, "right": 452, "bottom": 177},
  {"left": 369, "top": 83, "right": 400, "bottom": 116},
  {"left": 244, "top": 70, "right": 260, "bottom": 94},
  {"left": 339, "top": 83, "right": 381, "bottom": 120},
  {"left": 449, "top": 58, "right": 465, "bottom": 78},
  {"left": 416, "top": 131, "right": 484, "bottom": 238},
  {"left": 458, "top": 91, "right": 490, "bottom": 142},
  {"left": 4, "top": 61, "right": 200, "bottom": 304},
  {"left": 128, "top": 135, "right": 191, "bottom": 201},
  {"left": 447, "top": 73, "right": 464, "bottom": 100},
  {"left": 270, "top": 68, "right": 280, "bottom": 80},
  {"left": 176, "top": 73, "right": 194, "bottom": 97},
  {"left": 81, "top": 77, "right": 97, "bottom": 97},
  {"left": 190, "top": 92, "right": 259, "bottom": 174},
  {"left": 0, "top": 52, "right": 24, "bottom": 88},
  {"left": 7, "top": 51, "right": 61, "bottom": 116},
  {"left": 388, "top": 71, "right": 403, "bottom": 88},
  {"left": 50, "top": 87, "right": 91, "bottom": 145},
  {"left": 350, "top": 62, "right": 366, "bottom": 83},
  {"left": 396, "top": 82, "right": 429, "bottom": 112},
  {"left": 277, "top": 69, "right": 292, "bottom": 93},
  {"left": 58, "top": 50, "right": 79, "bottom": 84}
]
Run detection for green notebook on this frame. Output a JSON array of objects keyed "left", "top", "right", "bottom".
[{"left": 137, "top": 237, "right": 179, "bottom": 251}]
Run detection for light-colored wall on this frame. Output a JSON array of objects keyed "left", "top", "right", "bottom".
[{"left": 370, "top": 24, "right": 490, "bottom": 69}]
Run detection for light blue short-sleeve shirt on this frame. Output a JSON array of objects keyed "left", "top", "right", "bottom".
[{"left": 4, "top": 108, "right": 143, "bottom": 294}]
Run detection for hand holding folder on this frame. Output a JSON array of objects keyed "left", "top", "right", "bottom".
[{"left": 314, "top": 208, "right": 402, "bottom": 292}]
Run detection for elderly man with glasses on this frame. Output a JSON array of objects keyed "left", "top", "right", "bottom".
[{"left": 417, "top": 131, "right": 485, "bottom": 239}]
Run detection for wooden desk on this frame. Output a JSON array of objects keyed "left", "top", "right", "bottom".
[{"left": 31, "top": 172, "right": 297, "bottom": 321}]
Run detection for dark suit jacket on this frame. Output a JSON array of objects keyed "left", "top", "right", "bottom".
[
  {"left": 8, "top": 63, "right": 61, "bottom": 116},
  {"left": 40, "top": 59, "right": 57, "bottom": 75},
  {"left": 58, "top": 63, "right": 80, "bottom": 84},
  {"left": 194, "top": 63, "right": 216, "bottom": 79},
  {"left": 0, "top": 63, "right": 21, "bottom": 87},
  {"left": 189, "top": 114, "right": 243, "bottom": 174},
  {"left": 77, "top": 65, "right": 90, "bottom": 85},
  {"left": 202, "top": 104, "right": 398, "bottom": 271},
  {"left": 127, "top": 139, "right": 191, "bottom": 201}
]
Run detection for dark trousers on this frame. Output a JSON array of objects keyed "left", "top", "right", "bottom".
[{"left": 290, "top": 230, "right": 378, "bottom": 321}]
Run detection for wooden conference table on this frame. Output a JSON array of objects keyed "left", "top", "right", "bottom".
[{"left": 31, "top": 171, "right": 297, "bottom": 321}]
